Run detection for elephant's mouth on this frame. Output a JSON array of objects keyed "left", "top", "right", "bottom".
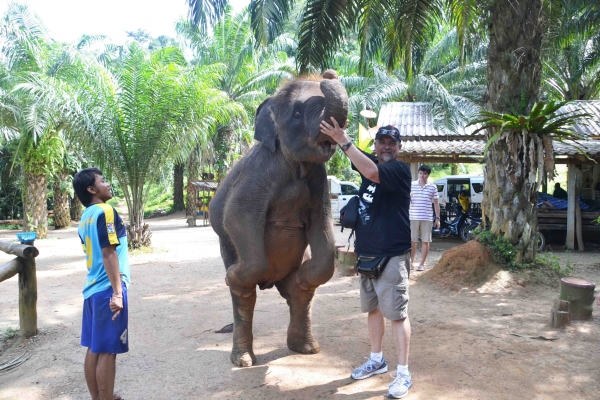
[{"left": 318, "top": 140, "right": 336, "bottom": 155}]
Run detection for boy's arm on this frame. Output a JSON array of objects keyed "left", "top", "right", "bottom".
[{"left": 102, "top": 245, "right": 123, "bottom": 320}]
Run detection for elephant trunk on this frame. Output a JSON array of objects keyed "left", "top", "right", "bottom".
[{"left": 320, "top": 78, "right": 348, "bottom": 128}]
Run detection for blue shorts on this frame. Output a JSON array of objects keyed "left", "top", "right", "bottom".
[{"left": 81, "top": 283, "right": 129, "bottom": 354}]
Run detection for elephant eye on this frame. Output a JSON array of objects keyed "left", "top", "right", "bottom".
[{"left": 293, "top": 110, "right": 301, "bottom": 119}]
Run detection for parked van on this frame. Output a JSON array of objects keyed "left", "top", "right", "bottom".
[
  {"left": 328, "top": 176, "right": 360, "bottom": 219},
  {"left": 434, "top": 174, "right": 484, "bottom": 207}
]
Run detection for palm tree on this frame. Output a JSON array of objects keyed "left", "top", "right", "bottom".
[
  {"left": 0, "top": 3, "right": 70, "bottom": 238},
  {"left": 69, "top": 43, "right": 245, "bottom": 247},
  {"left": 188, "top": 0, "right": 599, "bottom": 262}
]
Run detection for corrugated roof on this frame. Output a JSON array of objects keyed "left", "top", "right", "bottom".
[
  {"left": 400, "top": 140, "right": 485, "bottom": 155},
  {"left": 397, "top": 139, "right": 600, "bottom": 156},
  {"left": 377, "top": 102, "right": 480, "bottom": 138},
  {"left": 555, "top": 100, "right": 600, "bottom": 138},
  {"left": 377, "top": 100, "right": 600, "bottom": 139}
]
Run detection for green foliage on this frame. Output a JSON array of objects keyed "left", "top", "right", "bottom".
[
  {"left": 144, "top": 183, "right": 174, "bottom": 217},
  {"left": 476, "top": 229, "right": 519, "bottom": 270},
  {"left": 106, "top": 197, "right": 119, "bottom": 207},
  {"left": 534, "top": 253, "right": 574, "bottom": 277},
  {"left": 469, "top": 100, "right": 590, "bottom": 156},
  {"left": 476, "top": 228, "right": 574, "bottom": 276},
  {"left": 1, "top": 326, "right": 19, "bottom": 340},
  {"left": 0, "top": 224, "right": 21, "bottom": 230}
]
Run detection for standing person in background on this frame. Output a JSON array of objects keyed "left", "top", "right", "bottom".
[
  {"left": 73, "top": 168, "right": 130, "bottom": 400},
  {"left": 409, "top": 165, "right": 441, "bottom": 271},
  {"left": 320, "top": 120, "right": 414, "bottom": 399}
]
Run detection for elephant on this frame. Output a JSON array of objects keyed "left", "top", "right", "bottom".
[{"left": 209, "top": 71, "right": 348, "bottom": 367}]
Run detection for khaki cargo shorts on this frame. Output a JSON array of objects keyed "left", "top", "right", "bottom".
[
  {"left": 359, "top": 252, "right": 410, "bottom": 320},
  {"left": 411, "top": 219, "right": 433, "bottom": 242}
]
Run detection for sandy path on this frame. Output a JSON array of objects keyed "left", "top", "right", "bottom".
[{"left": 1, "top": 212, "right": 600, "bottom": 399}]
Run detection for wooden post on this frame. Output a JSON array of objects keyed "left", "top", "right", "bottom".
[
  {"left": 550, "top": 299, "right": 571, "bottom": 328},
  {"left": 574, "top": 167, "right": 584, "bottom": 251},
  {"left": 0, "top": 240, "right": 38, "bottom": 337},
  {"left": 566, "top": 164, "right": 576, "bottom": 249},
  {"left": 410, "top": 162, "right": 420, "bottom": 181},
  {"left": 559, "top": 277, "right": 595, "bottom": 320},
  {"left": 19, "top": 257, "right": 38, "bottom": 337},
  {"left": 336, "top": 247, "right": 357, "bottom": 276}
]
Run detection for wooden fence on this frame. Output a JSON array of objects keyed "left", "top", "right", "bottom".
[{"left": 0, "top": 240, "right": 39, "bottom": 337}]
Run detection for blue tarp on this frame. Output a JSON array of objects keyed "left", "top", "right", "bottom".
[{"left": 537, "top": 192, "right": 590, "bottom": 211}]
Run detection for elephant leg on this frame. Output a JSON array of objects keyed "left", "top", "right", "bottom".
[
  {"left": 275, "top": 271, "right": 320, "bottom": 354},
  {"left": 230, "top": 288, "right": 257, "bottom": 367}
]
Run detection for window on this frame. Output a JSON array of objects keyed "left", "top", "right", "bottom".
[
  {"left": 341, "top": 184, "right": 358, "bottom": 195},
  {"left": 436, "top": 184, "right": 445, "bottom": 192},
  {"left": 472, "top": 183, "right": 483, "bottom": 194}
]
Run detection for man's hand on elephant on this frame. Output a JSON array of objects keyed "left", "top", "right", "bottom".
[{"left": 320, "top": 117, "right": 349, "bottom": 145}]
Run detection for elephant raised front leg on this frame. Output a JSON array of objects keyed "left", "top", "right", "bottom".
[{"left": 275, "top": 271, "right": 320, "bottom": 354}]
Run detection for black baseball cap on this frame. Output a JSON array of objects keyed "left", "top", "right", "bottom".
[{"left": 375, "top": 125, "right": 401, "bottom": 141}]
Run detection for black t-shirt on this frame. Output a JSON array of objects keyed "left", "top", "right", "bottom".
[{"left": 353, "top": 152, "right": 412, "bottom": 256}]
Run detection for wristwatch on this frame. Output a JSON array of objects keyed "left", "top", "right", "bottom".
[
  {"left": 435, "top": 217, "right": 440, "bottom": 220},
  {"left": 340, "top": 142, "right": 353, "bottom": 152}
]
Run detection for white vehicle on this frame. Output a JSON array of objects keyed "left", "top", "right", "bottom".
[
  {"left": 328, "top": 176, "right": 360, "bottom": 219},
  {"left": 434, "top": 174, "right": 484, "bottom": 207}
]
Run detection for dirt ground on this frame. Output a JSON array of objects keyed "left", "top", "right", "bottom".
[{"left": 1, "top": 212, "right": 600, "bottom": 399}]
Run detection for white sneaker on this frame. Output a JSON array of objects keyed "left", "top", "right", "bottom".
[
  {"left": 388, "top": 371, "right": 412, "bottom": 398},
  {"left": 350, "top": 357, "right": 388, "bottom": 380}
]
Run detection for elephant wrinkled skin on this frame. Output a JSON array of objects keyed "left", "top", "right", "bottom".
[{"left": 209, "top": 71, "right": 348, "bottom": 367}]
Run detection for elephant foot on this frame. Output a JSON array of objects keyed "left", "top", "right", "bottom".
[
  {"left": 287, "top": 334, "right": 320, "bottom": 354},
  {"left": 231, "top": 349, "right": 257, "bottom": 367},
  {"left": 225, "top": 270, "right": 256, "bottom": 298}
]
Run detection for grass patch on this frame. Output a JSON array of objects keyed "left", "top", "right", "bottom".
[
  {"left": 1, "top": 326, "right": 19, "bottom": 340},
  {"left": 106, "top": 197, "right": 120, "bottom": 207},
  {"left": 144, "top": 184, "right": 174, "bottom": 218},
  {"left": 0, "top": 224, "right": 20, "bottom": 230},
  {"left": 475, "top": 229, "right": 573, "bottom": 276}
]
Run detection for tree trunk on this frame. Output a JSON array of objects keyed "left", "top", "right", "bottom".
[
  {"left": 53, "top": 171, "right": 71, "bottom": 228},
  {"left": 483, "top": 0, "right": 545, "bottom": 262},
  {"left": 126, "top": 186, "right": 151, "bottom": 249},
  {"left": 186, "top": 147, "right": 199, "bottom": 217},
  {"left": 173, "top": 163, "right": 185, "bottom": 211},
  {"left": 23, "top": 172, "right": 47, "bottom": 239},
  {"left": 482, "top": 130, "right": 542, "bottom": 262},
  {"left": 451, "top": 163, "right": 460, "bottom": 175},
  {"left": 70, "top": 194, "right": 83, "bottom": 221}
]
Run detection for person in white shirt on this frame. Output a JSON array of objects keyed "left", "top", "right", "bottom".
[{"left": 409, "top": 165, "right": 440, "bottom": 271}]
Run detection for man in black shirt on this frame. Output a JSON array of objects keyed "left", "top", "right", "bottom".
[{"left": 320, "top": 119, "right": 413, "bottom": 399}]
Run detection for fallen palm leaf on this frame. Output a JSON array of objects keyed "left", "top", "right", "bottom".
[
  {"left": 0, "top": 352, "right": 29, "bottom": 372},
  {"left": 215, "top": 323, "right": 233, "bottom": 333}
]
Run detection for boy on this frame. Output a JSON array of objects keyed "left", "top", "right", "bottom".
[{"left": 73, "top": 168, "right": 130, "bottom": 400}]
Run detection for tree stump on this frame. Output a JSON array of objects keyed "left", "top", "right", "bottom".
[
  {"left": 559, "top": 277, "right": 595, "bottom": 320},
  {"left": 550, "top": 299, "right": 571, "bottom": 328}
]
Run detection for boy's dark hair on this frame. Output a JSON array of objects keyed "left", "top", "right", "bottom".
[
  {"left": 418, "top": 164, "right": 432, "bottom": 174},
  {"left": 73, "top": 167, "right": 103, "bottom": 207}
]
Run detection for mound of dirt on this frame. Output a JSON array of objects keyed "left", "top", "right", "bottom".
[{"left": 423, "top": 240, "right": 502, "bottom": 290}]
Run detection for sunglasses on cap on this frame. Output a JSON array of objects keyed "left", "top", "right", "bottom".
[{"left": 376, "top": 128, "right": 401, "bottom": 140}]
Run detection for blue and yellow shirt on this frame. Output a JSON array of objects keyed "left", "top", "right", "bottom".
[{"left": 78, "top": 203, "right": 130, "bottom": 299}]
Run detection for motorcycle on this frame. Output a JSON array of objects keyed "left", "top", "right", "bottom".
[{"left": 432, "top": 204, "right": 470, "bottom": 241}]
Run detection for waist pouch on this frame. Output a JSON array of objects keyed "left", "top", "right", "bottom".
[{"left": 356, "top": 255, "right": 391, "bottom": 279}]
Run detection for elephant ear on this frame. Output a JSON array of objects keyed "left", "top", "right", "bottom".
[{"left": 254, "top": 98, "right": 277, "bottom": 153}]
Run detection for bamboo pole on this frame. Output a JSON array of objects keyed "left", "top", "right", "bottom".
[
  {"left": 0, "top": 258, "right": 23, "bottom": 283},
  {"left": 19, "top": 257, "right": 38, "bottom": 337}
]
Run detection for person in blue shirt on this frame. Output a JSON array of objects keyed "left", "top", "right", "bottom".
[{"left": 73, "top": 168, "right": 130, "bottom": 400}]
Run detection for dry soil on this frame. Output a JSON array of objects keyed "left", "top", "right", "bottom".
[{"left": 1, "top": 212, "right": 600, "bottom": 399}]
